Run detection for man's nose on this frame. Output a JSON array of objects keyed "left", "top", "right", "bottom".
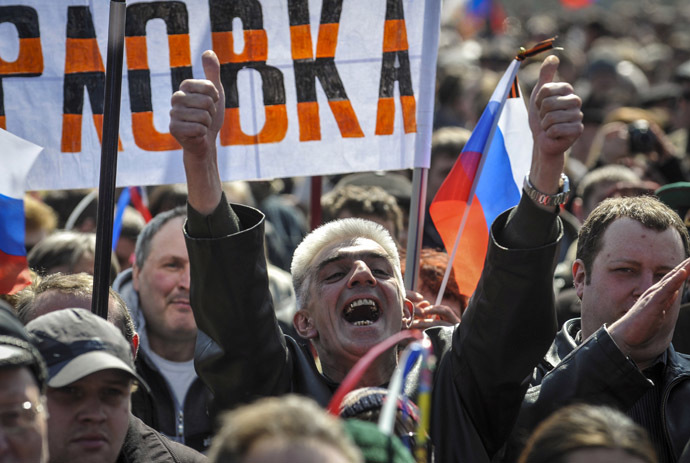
[
  {"left": 76, "top": 396, "right": 107, "bottom": 422},
  {"left": 348, "top": 261, "right": 376, "bottom": 287},
  {"left": 632, "top": 270, "right": 655, "bottom": 298},
  {"left": 179, "top": 266, "right": 191, "bottom": 289}
]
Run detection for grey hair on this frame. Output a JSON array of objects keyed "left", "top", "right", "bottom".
[
  {"left": 134, "top": 206, "right": 186, "bottom": 269},
  {"left": 290, "top": 218, "right": 403, "bottom": 310}
]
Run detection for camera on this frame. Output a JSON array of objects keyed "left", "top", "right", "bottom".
[{"left": 628, "top": 119, "right": 657, "bottom": 154}]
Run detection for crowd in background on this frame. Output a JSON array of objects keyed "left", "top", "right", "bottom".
[{"left": 2, "top": 1, "right": 690, "bottom": 462}]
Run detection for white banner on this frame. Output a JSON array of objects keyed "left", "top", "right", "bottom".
[{"left": 0, "top": 0, "right": 440, "bottom": 190}]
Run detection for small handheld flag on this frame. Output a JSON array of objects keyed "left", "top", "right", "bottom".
[{"left": 429, "top": 39, "right": 555, "bottom": 298}]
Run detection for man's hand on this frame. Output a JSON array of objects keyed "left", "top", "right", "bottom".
[
  {"left": 170, "top": 50, "right": 225, "bottom": 214},
  {"left": 406, "top": 290, "right": 461, "bottom": 330},
  {"left": 527, "top": 55, "right": 583, "bottom": 199},
  {"left": 608, "top": 257, "right": 690, "bottom": 370}
]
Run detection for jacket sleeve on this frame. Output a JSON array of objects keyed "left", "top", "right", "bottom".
[
  {"left": 518, "top": 326, "right": 651, "bottom": 433},
  {"left": 185, "top": 197, "right": 292, "bottom": 411},
  {"left": 431, "top": 195, "right": 562, "bottom": 460}
]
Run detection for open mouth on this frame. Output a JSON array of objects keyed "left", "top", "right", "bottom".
[{"left": 343, "top": 298, "right": 381, "bottom": 326}]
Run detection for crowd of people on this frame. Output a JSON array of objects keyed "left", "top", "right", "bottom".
[{"left": 2, "top": 1, "right": 690, "bottom": 462}]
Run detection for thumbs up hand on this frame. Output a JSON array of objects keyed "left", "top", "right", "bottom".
[
  {"left": 527, "top": 55, "right": 583, "bottom": 198},
  {"left": 170, "top": 50, "right": 225, "bottom": 215}
]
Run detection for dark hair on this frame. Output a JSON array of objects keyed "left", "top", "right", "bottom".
[
  {"left": 27, "top": 230, "right": 120, "bottom": 284},
  {"left": 14, "top": 272, "right": 136, "bottom": 344},
  {"left": 322, "top": 185, "right": 404, "bottom": 240},
  {"left": 134, "top": 206, "right": 186, "bottom": 269},
  {"left": 577, "top": 196, "right": 690, "bottom": 284},
  {"left": 518, "top": 404, "right": 657, "bottom": 463}
]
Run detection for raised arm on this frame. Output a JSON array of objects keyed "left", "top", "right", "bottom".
[{"left": 170, "top": 50, "right": 224, "bottom": 215}]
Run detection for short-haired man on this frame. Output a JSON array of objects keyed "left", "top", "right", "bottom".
[
  {"left": 15, "top": 272, "right": 137, "bottom": 353},
  {"left": 113, "top": 207, "right": 213, "bottom": 451},
  {"left": 0, "top": 302, "right": 48, "bottom": 463},
  {"left": 503, "top": 196, "right": 690, "bottom": 462},
  {"left": 171, "top": 51, "right": 583, "bottom": 461},
  {"left": 208, "top": 395, "right": 363, "bottom": 463},
  {"left": 25, "top": 308, "right": 206, "bottom": 463}
]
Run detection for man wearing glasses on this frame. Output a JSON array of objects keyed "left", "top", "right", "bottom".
[{"left": 0, "top": 302, "right": 48, "bottom": 463}]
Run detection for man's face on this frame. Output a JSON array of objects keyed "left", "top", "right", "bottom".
[
  {"left": 132, "top": 217, "right": 195, "bottom": 343},
  {"left": 575, "top": 218, "right": 686, "bottom": 339},
  {"left": 0, "top": 367, "right": 47, "bottom": 463},
  {"left": 300, "top": 237, "right": 407, "bottom": 367},
  {"left": 46, "top": 369, "right": 131, "bottom": 463}
]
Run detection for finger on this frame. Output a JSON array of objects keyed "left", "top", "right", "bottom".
[
  {"left": 531, "top": 55, "right": 560, "bottom": 105},
  {"left": 540, "top": 106, "right": 583, "bottom": 131},
  {"left": 171, "top": 91, "right": 218, "bottom": 114},
  {"left": 411, "top": 319, "right": 454, "bottom": 330},
  {"left": 405, "top": 290, "right": 425, "bottom": 303},
  {"left": 202, "top": 50, "right": 223, "bottom": 97},
  {"left": 538, "top": 90, "right": 580, "bottom": 118},
  {"left": 170, "top": 106, "right": 214, "bottom": 128},
  {"left": 421, "top": 305, "right": 461, "bottom": 324}
]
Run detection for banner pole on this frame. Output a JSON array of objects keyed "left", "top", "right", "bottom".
[
  {"left": 92, "top": 0, "right": 126, "bottom": 319},
  {"left": 404, "top": 167, "right": 427, "bottom": 291},
  {"left": 403, "top": 0, "right": 441, "bottom": 291},
  {"left": 310, "top": 176, "right": 323, "bottom": 231}
]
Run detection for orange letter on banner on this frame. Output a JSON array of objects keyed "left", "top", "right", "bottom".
[
  {"left": 375, "top": 0, "right": 416, "bottom": 135},
  {"left": 210, "top": 0, "right": 287, "bottom": 146},
  {"left": 0, "top": 6, "right": 43, "bottom": 130}
]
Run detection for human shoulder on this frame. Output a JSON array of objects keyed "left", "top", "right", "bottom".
[{"left": 119, "top": 415, "right": 207, "bottom": 463}]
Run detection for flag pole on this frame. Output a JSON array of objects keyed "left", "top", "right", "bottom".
[
  {"left": 92, "top": 0, "right": 126, "bottom": 319},
  {"left": 403, "top": 0, "right": 442, "bottom": 292}
]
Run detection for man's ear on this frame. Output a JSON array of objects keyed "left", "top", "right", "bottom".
[
  {"left": 402, "top": 299, "right": 413, "bottom": 329},
  {"left": 294, "top": 310, "right": 318, "bottom": 339},
  {"left": 132, "top": 263, "right": 141, "bottom": 292},
  {"left": 573, "top": 259, "right": 587, "bottom": 300}
]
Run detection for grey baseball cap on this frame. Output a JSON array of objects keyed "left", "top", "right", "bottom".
[
  {"left": 26, "top": 308, "right": 148, "bottom": 390},
  {"left": 0, "top": 302, "right": 47, "bottom": 389}
]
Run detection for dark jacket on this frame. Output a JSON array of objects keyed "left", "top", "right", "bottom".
[
  {"left": 504, "top": 318, "right": 690, "bottom": 462},
  {"left": 117, "top": 414, "right": 207, "bottom": 462},
  {"left": 185, "top": 194, "right": 562, "bottom": 462},
  {"left": 113, "top": 270, "right": 214, "bottom": 452}
]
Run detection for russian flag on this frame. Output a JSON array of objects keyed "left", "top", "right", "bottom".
[
  {"left": 428, "top": 59, "right": 531, "bottom": 296},
  {"left": 0, "top": 129, "right": 43, "bottom": 294}
]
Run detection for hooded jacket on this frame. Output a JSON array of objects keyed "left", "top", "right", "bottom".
[{"left": 113, "top": 270, "right": 213, "bottom": 452}]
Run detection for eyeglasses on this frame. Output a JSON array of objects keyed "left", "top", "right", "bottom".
[{"left": 0, "top": 401, "right": 44, "bottom": 436}]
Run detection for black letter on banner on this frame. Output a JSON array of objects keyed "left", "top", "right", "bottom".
[
  {"left": 126, "top": 1, "right": 192, "bottom": 151},
  {"left": 209, "top": 0, "right": 287, "bottom": 145},
  {"left": 375, "top": 0, "right": 416, "bottom": 135},
  {"left": 0, "top": 6, "right": 42, "bottom": 130},
  {"left": 62, "top": 6, "right": 121, "bottom": 153},
  {"left": 288, "top": 0, "right": 363, "bottom": 141}
]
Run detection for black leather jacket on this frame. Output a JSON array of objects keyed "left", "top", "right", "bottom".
[
  {"left": 117, "top": 414, "right": 207, "bottom": 463},
  {"left": 504, "top": 318, "right": 690, "bottom": 462},
  {"left": 185, "top": 194, "right": 562, "bottom": 462}
]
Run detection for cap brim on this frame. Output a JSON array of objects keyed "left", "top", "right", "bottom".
[
  {"left": 48, "top": 351, "right": 147, "bottom": 390},
  {"left": 0, "top": 344, "right": 33, "bottom": 366}
]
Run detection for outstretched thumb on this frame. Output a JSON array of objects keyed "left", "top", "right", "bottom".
[
  {"left": 202, "top": 50, "right": 223, "bottom": 94},
  {"left": 533, "top": 55, "right": 560, "bottom": 95}
]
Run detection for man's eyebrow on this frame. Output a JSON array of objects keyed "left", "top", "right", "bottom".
[{"left": 317, "top": 251, "right": 391, "bottom": 272}]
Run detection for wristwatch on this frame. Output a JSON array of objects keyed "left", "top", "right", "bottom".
[{"left": 523, "top": 172, "right": 570, "bottom": 207}]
